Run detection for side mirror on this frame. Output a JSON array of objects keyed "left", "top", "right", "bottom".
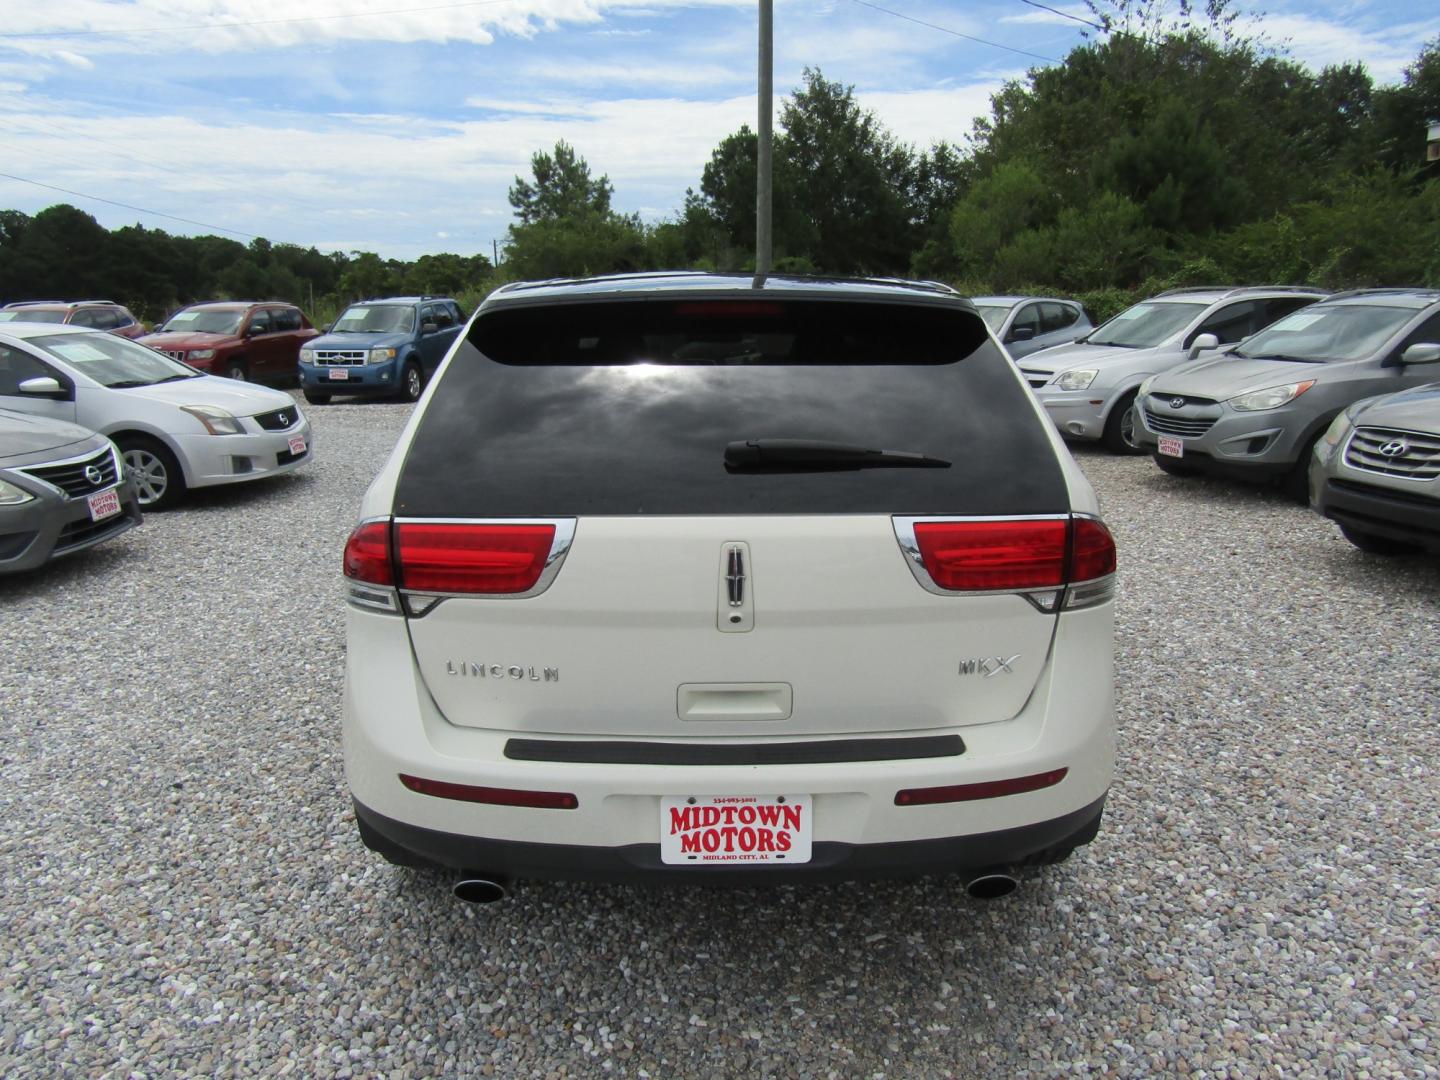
[
  {"left": 1399, "top": 342, "right": 1440, "bottom": 365},
  {"left": 421, "top": 322, "right": 438, "bottom": 335},
  {"left": 18, "top": 376, "right": 65, "bottom": 398},
  {"left": 1007, "top": 326, "right": 1036, "bottom": 342},
  {"left": 1186, "top": 333, "right": 1220, "bottom": 361}
]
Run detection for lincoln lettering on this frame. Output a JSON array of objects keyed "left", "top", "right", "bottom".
[
  {"left": 668, "top": 804, "right": 801, "bottom": 855},
  {"left": 444, "top": 660, "right": 559, "bottom": 681}
]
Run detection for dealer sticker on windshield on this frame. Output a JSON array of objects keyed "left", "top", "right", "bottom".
[
  {"left": 1158, "top": 436, "right": 1184, "bottom": 458},
  {"left": 660, "top": 794, "right": 812, "bottom": 865}
]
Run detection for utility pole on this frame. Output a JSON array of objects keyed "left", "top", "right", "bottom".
[{"left": 756, "top": 0, "right": 773, "bottom": 277}]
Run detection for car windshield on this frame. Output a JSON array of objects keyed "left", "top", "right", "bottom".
[
  {"left": 972, "top": 305, "right": 1010, "bottom": 333},
  {"left": 1087, "top": 302, "right": 1205, "bottom": 348},
  {"left": 0, "top": 309, "right": 67, "bottom": 324},
  {"left": 160, "top": 309, "right": 245, "bottom": 335},
  {"left": 32, "top": 332, "right": 202, "bottom": 387},
  {"left": 1233, "top": 304, "right": 1420, "bottom": 363},
  {"left": 332, "top": 304, "right": 415, "bottom": 333}
]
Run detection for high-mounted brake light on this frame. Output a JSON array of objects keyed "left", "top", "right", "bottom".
[
  {"left": 672, "top": 301, "right": 785, "bottom": 318},
  {"left": 400, "top": 774, "right": 578, "bottom": 810},
  {"left": 396, "top": 522, "right": 556, "bottom": 594}
]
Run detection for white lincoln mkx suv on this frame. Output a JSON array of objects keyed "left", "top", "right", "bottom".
[{"left": 341, "top": 273, "right": 1117, "bottom": 902}]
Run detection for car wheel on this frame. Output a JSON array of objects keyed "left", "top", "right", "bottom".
[
  {"left": 1101, "top": 390, "right": 1144, "bottom": 454},
  {"left": 1152, "top": 454, "right": 1199, "bottom": 478},
  {"left": 225, "top": 360, "right": 249, "bottom": 382},
  {"left": 400, "top": 361, "right": 423, "bottom": 403},
  {"left": 1338, "top": 525, "right": 1420, "bottom": 556},
  {"left": 303, "top": 390, "right": 332, "bottom": 405},
  {"left": 117, "top": 436, "right": 185, "bottom": 510}
]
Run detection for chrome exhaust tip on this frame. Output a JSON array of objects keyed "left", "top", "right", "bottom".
[
  {"left": 453, "top": 877, "right": 508, "bottom": 904},
  {"left": 964, "top": 871, "right": 1019, "bottom": 900}
]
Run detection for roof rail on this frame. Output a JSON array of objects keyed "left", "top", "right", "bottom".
[
  {"left": 4, "top": 299, "right": 68, "bottom": 307},
  {"left": 76, "top": 299, "right": 117, "bottom": 305},
  {"left": 1324, "top": 286, "right": 1440, "bottom": 301},
  {"left": 1154, "top": 286, "right": 1229, "bottom": 297}
]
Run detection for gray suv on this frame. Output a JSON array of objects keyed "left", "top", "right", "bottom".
[
  {"left": 1021, "top": 287, "right": 1325, "bottom": 453},
  {"left": 1310, "top": 381, "right": 1440, "bottom": 554},
  {"left": 1133, "top": 289, "right": 1440, "bottom": 498},
  {"left": 971, "top": 296, "right": 1092, "bottom": 359}
]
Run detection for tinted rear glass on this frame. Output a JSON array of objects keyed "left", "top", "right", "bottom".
[{"left": 395, "top": 296, "right": 1068, "bottom": 517}]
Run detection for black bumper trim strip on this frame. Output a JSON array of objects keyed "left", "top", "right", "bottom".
[{"left": 503, "top": 734, "right": 964, "bottom": 766}]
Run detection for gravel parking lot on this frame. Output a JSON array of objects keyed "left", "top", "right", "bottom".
[{"left": 2, "top": 395, "right": 1437, "bottom": 1079}]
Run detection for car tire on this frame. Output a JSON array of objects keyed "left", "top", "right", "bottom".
[
  {"left": 116, "top": 436, "right": 185, "bottom": 511},
  {"left": 1152, "top": 454, "right": 1199, "bottom": 478},
  {"left": 225, "top": 360, "right": 249, "bottom": 382},
  {"left": 1338, "top": 525, "right": 1420, "bottom": 556},
  {"left": 303, "top": 390, "right": 332, "bottom": 405},
  {"left": 1282, "top": 433, "right": 1324, "bottom": 503},
  {"left": 399, "top": 361, "right": 423, "bottom": 403},
  {"left": 1101, "top": 390, "right": 1144, "bottom": 454}
]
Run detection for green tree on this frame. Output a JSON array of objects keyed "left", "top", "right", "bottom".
[{"left": 508, "top": 141, "right": 614, "bottom": 226}]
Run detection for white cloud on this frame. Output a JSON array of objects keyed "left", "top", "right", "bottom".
[{"left": 1248, "top": 12, "right": 1440, "bottom": 83}]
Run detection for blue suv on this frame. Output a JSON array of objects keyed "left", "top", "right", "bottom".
[{"left": 298, "top": 297, "right": 464, "bottom": 404}]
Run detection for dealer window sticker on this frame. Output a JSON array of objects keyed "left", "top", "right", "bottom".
[
  {"left": 1274, "top": 311, "right": 1325, "bottom": 331},
  {"left": 49, "top": 342, "right": 111, "bottom": 363}
]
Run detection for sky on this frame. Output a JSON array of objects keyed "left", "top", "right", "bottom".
[{"left": 1, "top": 0, "right": 1436, "bottom": 261}]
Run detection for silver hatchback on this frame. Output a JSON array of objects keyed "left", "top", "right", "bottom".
[{"left": 1133, "top": 289, "right": 1440, "bottom": 499}]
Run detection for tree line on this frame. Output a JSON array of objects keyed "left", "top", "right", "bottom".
[{"left": 3, "top": 0, "right": 1437, "bottom": 324}]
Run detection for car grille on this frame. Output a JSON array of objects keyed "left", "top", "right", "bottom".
[
  {"left": 1345, "top": 426, "right": 1440, "bottom": 480},
  {"left": 314, "top": 349, "right": 367, "bottom": 366},
  {"left": 18, "top": 446, "right": 119, "bottom": 497},
  {"left": 159, "top": 350, "right": 187, "bottom": 362},
  {"left": 1142, "top": 407, "right": 1216, "bottom": 438},
  {"left": 253, "top": 407, "right": 300, "bottom": 431},
  {"left": 1021, "top": 369, "right": 1052, "bottom": 389},
  {"left": 55, "top": 512, "right": 133, "bottom": 554}
]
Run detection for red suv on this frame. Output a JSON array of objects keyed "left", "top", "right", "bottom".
[
  {"left": 139, "top": 302, "right": 319, "bottom": 383},
  {"left": 0, "top": 300, "right": 147, "bottom": 339}
]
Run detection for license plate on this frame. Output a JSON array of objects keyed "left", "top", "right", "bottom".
[
  {"left": 87, "top": 488, "right": 122, "bottom": 522},
  {"left": 1158, "top": 436, "right": 1184, "bottom": 458},
  {"left": 660, "top": 794, "right": 812, "bottom": 865},
  {"left": 329, "top": 368, "right": 350, "bottom": 380},
  {"left": 288, "top": 436, "right": 307, "bottom": 455}
]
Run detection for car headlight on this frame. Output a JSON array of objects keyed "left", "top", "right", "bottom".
[
  {"left": 369, "top": 347, "right": 396, "bottom": 365},
  {"left": 189, "top": 349, "right": 215, "bottom": 360},
  {"left": 1227, "top": 380, "right": 1316, "bottom": 412},
  {"left": 299, "top": 348, "right": 314, "bottom": 363},
  {"left": 0, "top": 478, "right": 35, "bottom": 505},
  {"left": 180, "top": 404, "right": 244, "bottom": 435},
  {"left": 1056, "top": 369, "right": 1098, "bottom": 391}
]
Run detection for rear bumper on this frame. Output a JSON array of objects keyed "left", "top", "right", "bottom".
[{"left": 353, "top": 792, "right": 1107, "bottom": 883}]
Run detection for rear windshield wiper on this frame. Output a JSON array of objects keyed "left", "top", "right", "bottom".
[{"left": 725, "top": 439, "right": 951, "bottom": 472}]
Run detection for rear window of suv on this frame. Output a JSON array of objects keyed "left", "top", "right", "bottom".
[{"left": 394, "top": 296, "right": 1069, "bottom": 518}]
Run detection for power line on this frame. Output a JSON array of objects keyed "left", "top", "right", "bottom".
[
  {"left": 1017, "top": 0, "right": 1105, "bottom": 32},
  {"left": 844, "top": 0, "right": 1058, "bottom": 64},
  {"left": 0, "top": 170, "right": 259, "bottom": 239},
  {"left": 0, "top": 0, "right": 518, "bottom": 41}
]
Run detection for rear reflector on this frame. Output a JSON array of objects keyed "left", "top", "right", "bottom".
[
  {"left": 343, "top": 520, "right": 394, "bottom": 586},
  {"left": 399, "top": 774, "right": 578, "bottom": 810},
  {"left": 395, "top": 522, "right": 555, "bottom": 594},
  {"left": 894, "top": 768, "right": 1068, "bottom": 806}
]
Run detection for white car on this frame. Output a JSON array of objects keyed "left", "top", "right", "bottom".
[
  {"left": 341, "top": 274, "right": 1116, "bottom": 903},
  {"left": 0, "top": 322, "right": 313, "bottom": 509}
]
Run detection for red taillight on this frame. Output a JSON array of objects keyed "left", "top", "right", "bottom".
[
  {"left": 895, "top": 768, "right": 1068, "bottom": 806},
  {"left": 913, "top": 519, "right": 1068, "bottom": 590},
  {"left": 909, "top": 517, "right": 1115, "bottom": 592},
  {"left": 1070, "top": 518, "right": 1116, "bottom": 581},
  {"left": 399, "top": 774, "right": 578, "bottom": 810},
  {"left": 343, "top": 520, "right": 394, "bottom": 585},
  {"left": 395, "top": 522, "right": 555, "bottom": 594}
]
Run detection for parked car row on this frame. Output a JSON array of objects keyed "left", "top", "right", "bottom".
[{"left": 1004, "top": 284, "right": 1440, "bottom": 556}]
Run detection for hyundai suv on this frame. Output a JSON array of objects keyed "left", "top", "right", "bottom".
[
  {"left": 297, "top": 297, "right": 464, "bottom": 404},
  {"left": 0, "top": 301, "right": 147, "bottom": 339},
  {"left": 341, "top": 273, "right": 1117, "bottom": 901},
  {"left": 1020, "top": 287, "right": 1325, "bottom": 453},
  {"left": 1134, "top": 289, "right": 1440, "bottom": 499}
]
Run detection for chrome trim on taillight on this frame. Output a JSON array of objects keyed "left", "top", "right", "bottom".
[
  {"left": 345, "top": 580, "right": 401, "bottom": 613},
  {"left": 391, "top": 517, "right": 577, "bottom": 616}
]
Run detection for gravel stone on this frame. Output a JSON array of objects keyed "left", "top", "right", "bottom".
[{"left": 1, "top": 400, "right": 1437, "bottom": 1077}]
